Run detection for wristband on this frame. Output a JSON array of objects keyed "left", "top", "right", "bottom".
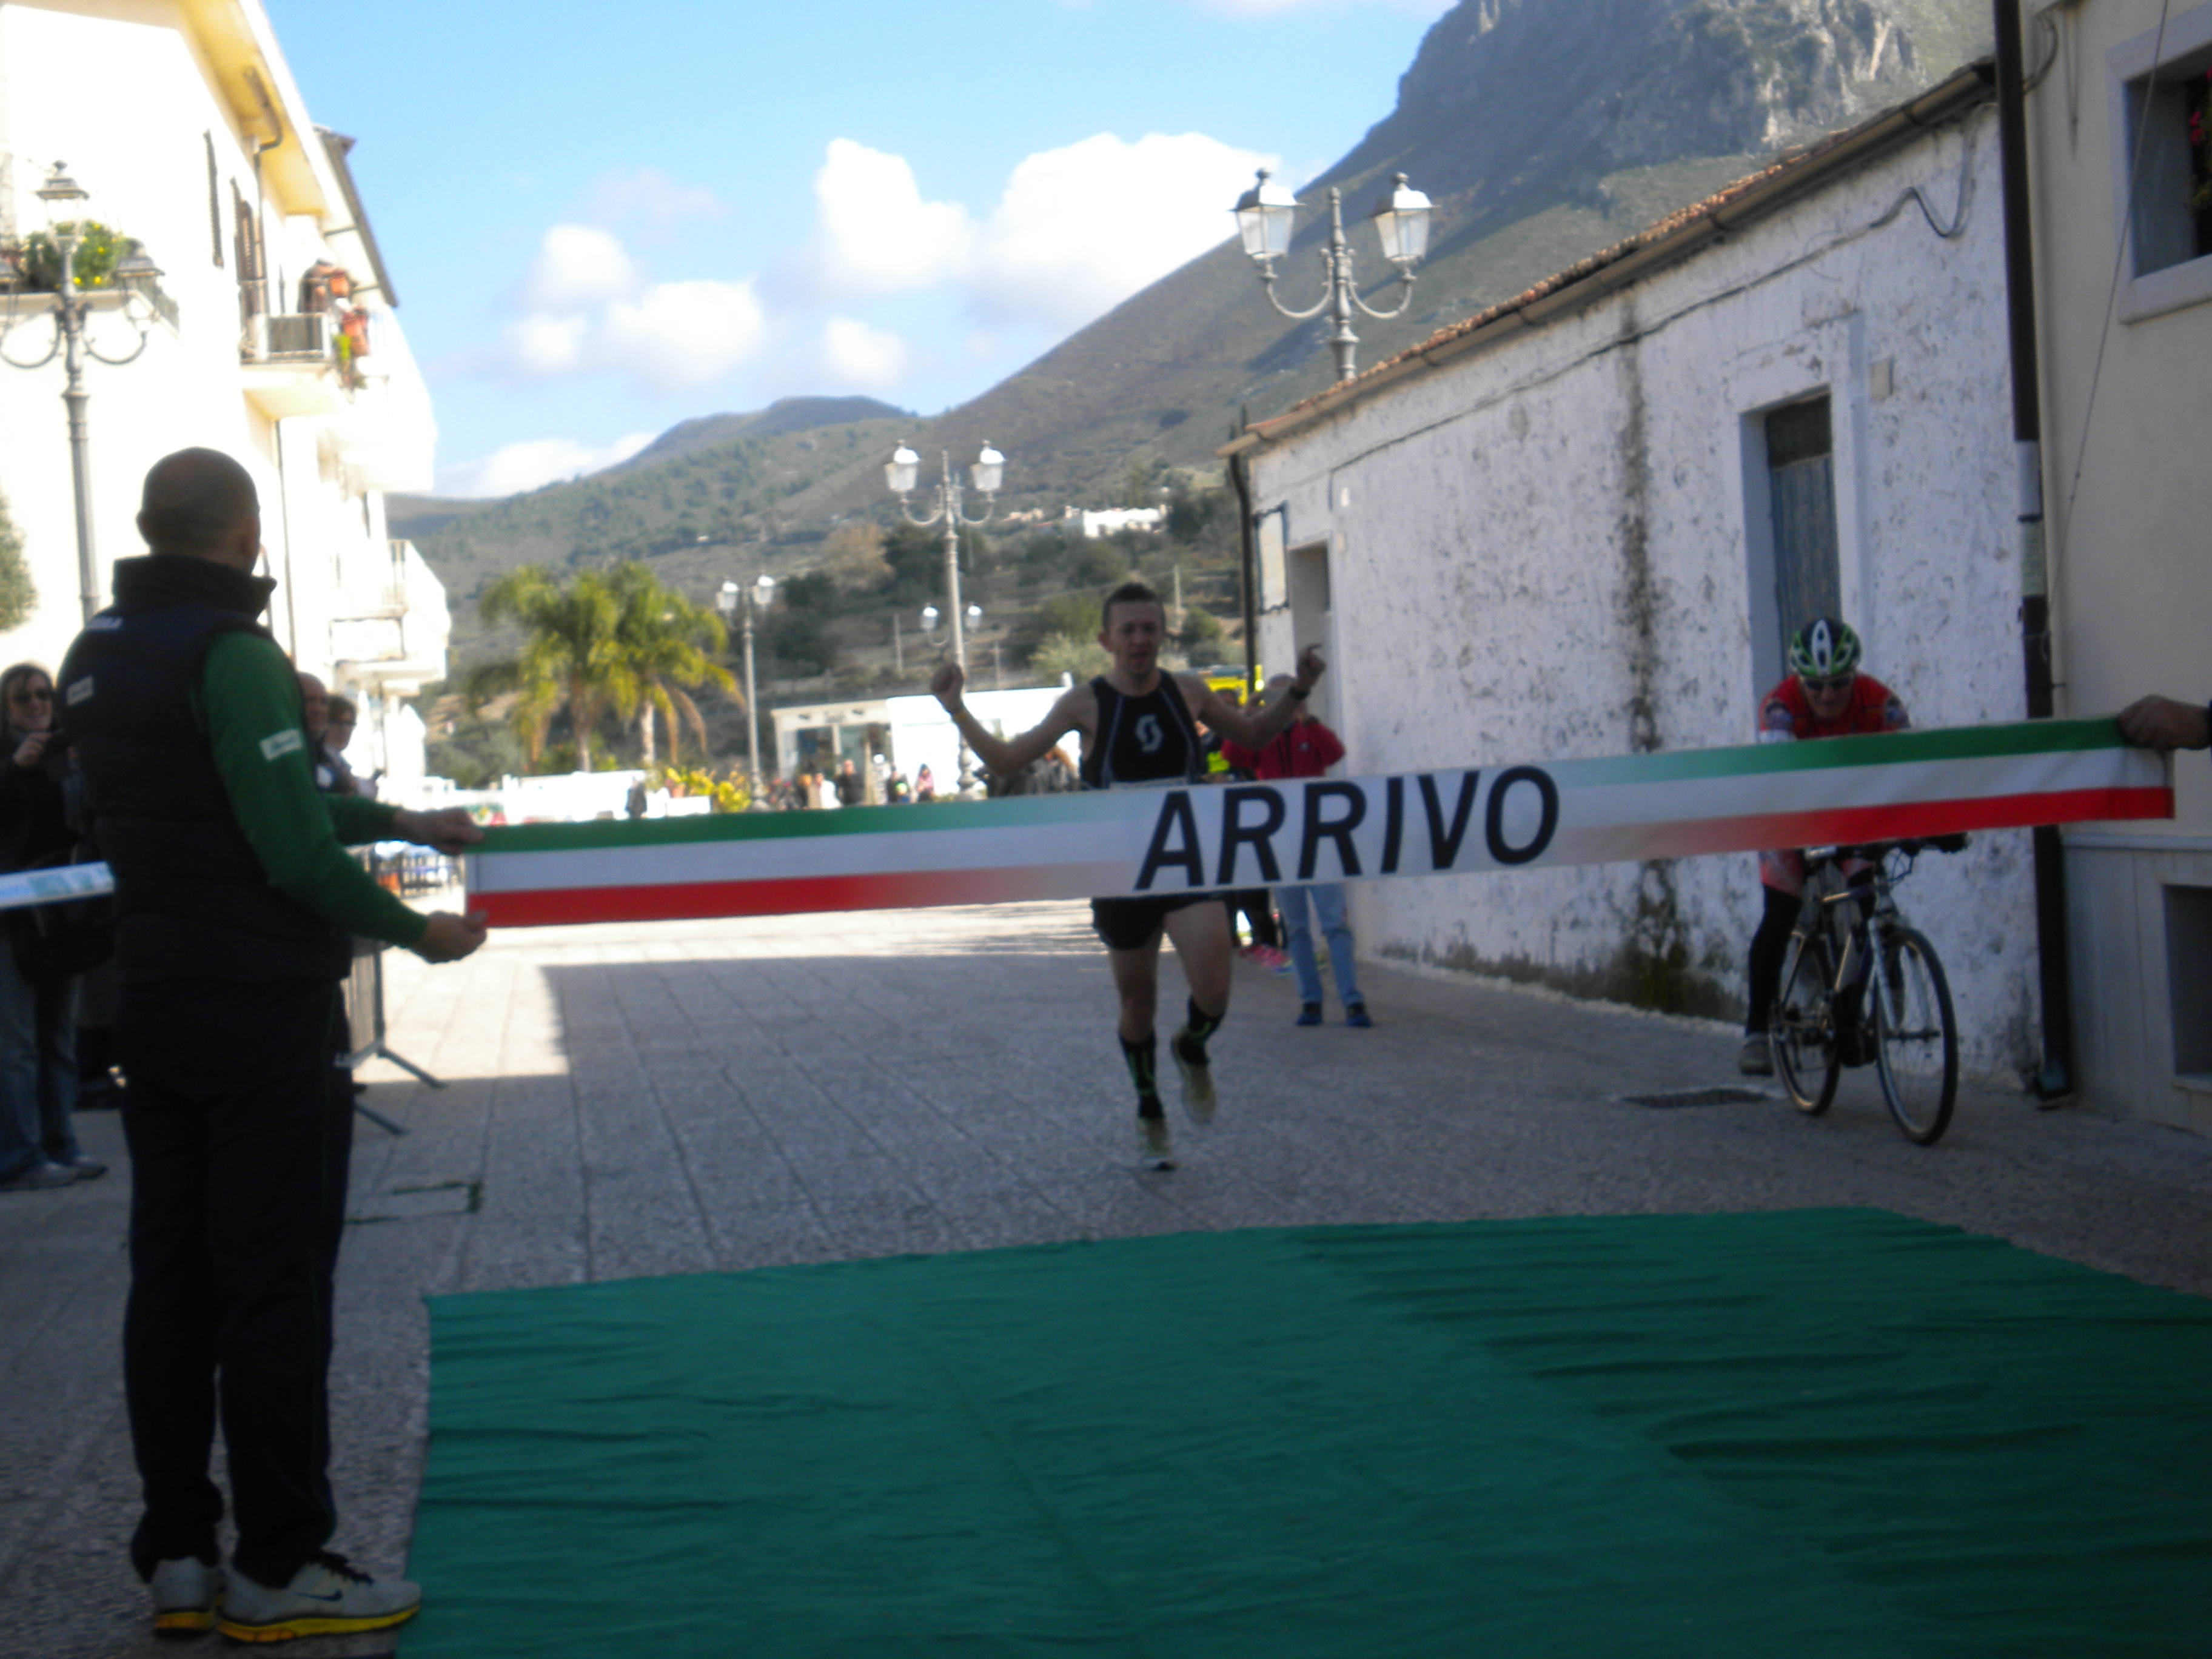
[{"left": 1287, "top": 683, "right": 1310, "bottom": 701}]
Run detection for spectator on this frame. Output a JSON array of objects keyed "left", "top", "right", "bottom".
[
  {"left": 2117, "top": 695, "right": 2211, "bottom": 753},
  {"left": 324, "top": 695, "right": 369, "bottom": 799},
  {"left": 0, "top": 662, "right": 104, "bottom": 1188},
  {"left": 1209, "top": 687, "right": 1285, "bottom": 967},
  {"left": 887, "top": 768, "right": 911, "bottom": 803},
  {"left": 297, "top": 673, "right": 340, "bottom": 794},
  {"left": 915, "top": 763, "right": 937, "bottom": 803},
  {"left": 834, "top": 757, "right": 866, "bottom": 807},
  {"left": 1222, "top": 677, "right": 1371, "bottom": 1028}
]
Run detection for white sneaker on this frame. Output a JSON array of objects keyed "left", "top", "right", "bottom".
[
  {"left": 149, "top": 1555, "right": 223, "bottom": 1635},
  {"left": 219, "top": 1553, "right": 421, "bottom": 1643},
  {"left": 1170, "top": 1030, "right": 1217, "bottom": 1125},
  {"left": 1138, "top": 1113, "right": 1175, "bottom": 1170}
]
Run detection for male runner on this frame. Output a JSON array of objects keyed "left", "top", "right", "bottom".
[{"left": 931, "top": 581, "right": 1324, "bottom": 1166}]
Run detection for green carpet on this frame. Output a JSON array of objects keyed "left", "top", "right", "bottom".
[{"left": 406, "top": 1210, "right": 2212, "bottom": 1657}]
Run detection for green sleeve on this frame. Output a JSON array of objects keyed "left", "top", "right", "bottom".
[{"left": 198, "top": 632, "right": 429, "bottom": 948}]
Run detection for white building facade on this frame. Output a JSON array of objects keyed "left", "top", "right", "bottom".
[
  {"left": 2025, "top": 0, "right": 2212, "bottom": 1134},
  {"left": 1228, "top": 67, "right": 2053, "bottom": 1079},
  {"left": 0, "top": 0, "right": 444, "bottom": 795}
]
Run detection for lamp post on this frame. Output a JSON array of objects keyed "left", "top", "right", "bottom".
[
  {"left": 1232, "top": 168, "right": 1431, "bottom": 383},
  {"left": 717, "top": 572, "right": 776, "bottom": 801},
  {"left": 1, "top": 164, "right": 160, "bottom": 623},
  {"left": 888, "top": 441, "right": 1004, "bottom": 794}
]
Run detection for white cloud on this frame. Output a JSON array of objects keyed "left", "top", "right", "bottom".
[
  {"left": 580, "top": 167, "right": 725, "bottom": 237},
  {"left": 598, "top": 278, "right": 771, "bottom": 392},
  {"left": 969, "top": 132, "right": 1275, "bottom": 330},
  {"left": 817, "top": 317, "right": 913, "bottom": 390},
  {"left": 808, "top": 138, "right": 975, "bottom": 296},
  {"left": 437, "top": 432, "right": 655, "bottom": 499},
  {"left": 497, "top": 311, "right": 591, "bottom": 377},
  {"left": 518, "top": 223, "right": 639, "bottom": 312}
]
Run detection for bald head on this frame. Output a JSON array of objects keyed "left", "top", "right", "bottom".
[{"left": 138, "top": 449, "right": 260, "bottom": 568}]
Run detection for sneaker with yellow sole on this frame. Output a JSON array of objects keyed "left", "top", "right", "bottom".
[{"left": 219, "top": 1554, "right": 421, "bottom": 1644}]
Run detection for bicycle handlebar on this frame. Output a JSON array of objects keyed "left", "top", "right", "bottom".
[{"left": 1805, "top": 833, "right": 1972, "bottom": 864}]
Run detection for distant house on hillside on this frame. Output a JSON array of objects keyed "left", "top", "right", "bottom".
[
  {"left": 0, "top": 0, "right": 444, "bottom": 794},
  {"left": 1061, "top": 506, "right": 1163, "bottom": 540},
  {"left": 1222, "top": 62, "right": 2043, "bottom": 1077}
]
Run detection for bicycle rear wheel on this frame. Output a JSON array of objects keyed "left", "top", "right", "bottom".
[
  {"left": 1772, "top": 934, "right": 1840, "bottom": 1116},
  {"left": 1873, "top": 926, "right": 1957, "bottom": 1144}
]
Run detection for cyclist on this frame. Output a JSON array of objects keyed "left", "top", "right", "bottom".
[{"left": 1740, "top": 617, "right": 1909, "bottom": 1075}]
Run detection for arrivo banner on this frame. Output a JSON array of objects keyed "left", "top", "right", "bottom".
[{"left": 464, "top": 719, "right": 2170, "bottom": 929}]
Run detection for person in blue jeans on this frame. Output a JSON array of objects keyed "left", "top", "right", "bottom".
[{"left": 1221, "top": 678, "right": 1372, "bottom": 1028}]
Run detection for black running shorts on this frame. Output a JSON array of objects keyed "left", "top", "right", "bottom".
[{"left": 1090, "top": 893, "right": 1212, "bottom": 951}]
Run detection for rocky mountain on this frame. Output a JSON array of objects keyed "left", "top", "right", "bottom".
[{"left": 401, "top": 0, "right": 1991, "bottom": 659}]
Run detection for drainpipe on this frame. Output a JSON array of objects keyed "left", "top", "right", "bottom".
[
  {"left": 1229, "top": 434, "right": 1258, "bottom": 695},
  {"left": 1994, "top": 0, "right": 2073, "bottom": 1099}
]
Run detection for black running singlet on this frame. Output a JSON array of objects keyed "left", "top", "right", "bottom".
[{"left": 1081, "top": 674, "right": 1204, "bottom": 789}]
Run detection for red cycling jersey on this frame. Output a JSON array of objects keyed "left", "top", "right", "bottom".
[
  {"left": 1758, "top": 672, "right": 1908, "bottom": 741},
  {"left": 1757, "top": 672, "right": 1910, "bottom": 894}
]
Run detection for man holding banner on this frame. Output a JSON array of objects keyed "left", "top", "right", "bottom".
[
  {"left": 61, "top": 449, "right": 486, "bottom": 1643},
  {"left": 932, "top": 581, "right": 1324, "bottom": 1168}
]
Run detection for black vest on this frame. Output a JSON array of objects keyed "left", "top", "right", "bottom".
[
  {"left": 1081, "top": 674, "right": 1204, "bottom": 789},
  {"left": 59, "top": 556, "right": 349, "bottom": 983}
]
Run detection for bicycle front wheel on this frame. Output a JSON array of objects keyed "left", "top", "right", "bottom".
[
  {"left": 1873, "top": 926, "right": 1957, "bottom": 1144},
  {"left": 1772, "top": 934, "right": 1840, "bottom": 1116}
]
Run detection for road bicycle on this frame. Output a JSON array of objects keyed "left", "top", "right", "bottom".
[{"left": 1771, "top": 836, "right": 1966, "bottom": 1145}]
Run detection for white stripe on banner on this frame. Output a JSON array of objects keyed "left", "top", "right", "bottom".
[
  {"left": 0, "top": 861, "right": 113, "bottom": 913},
  {"left": 464, "top": 721, "right": 2173, "bottom": 926}
]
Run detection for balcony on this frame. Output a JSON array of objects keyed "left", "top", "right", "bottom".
[{"left": 240, "top": 312, "right": 349, "bottom": 418}]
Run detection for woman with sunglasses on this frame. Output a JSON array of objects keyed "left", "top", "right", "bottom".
[
  {"left": 1739, "top": 618, "right": 1909, "bottom": 1076},
  {"left": 0, "top": 662, "right": 104, "bottom": 1188}
]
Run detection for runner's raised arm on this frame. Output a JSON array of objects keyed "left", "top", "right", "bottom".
[
  {"left": 931, "top": 662, "right": 1087, "bottom": 777},
  {"left": 1185, "top": 645, "right": 1327, "bottom": 751}
]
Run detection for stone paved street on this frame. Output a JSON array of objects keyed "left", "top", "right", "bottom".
[{"left": 5, "top": 899, "right": 2210, "bottom": 1656}]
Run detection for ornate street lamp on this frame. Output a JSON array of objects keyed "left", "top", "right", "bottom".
[
  {"left": 887, "top": 441, "right": 1005, "bottom": 794},
  {"left": 1, "top": 163, "right": 161, "bottom": 622},
  {"left": 1232, "top": 167, "right": 1430, "bottom": 383},
  {"left": 717, "top": 572, "right": 776, "bottom": 801}
]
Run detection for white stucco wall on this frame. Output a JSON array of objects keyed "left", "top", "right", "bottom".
[
  {"left": 1249, "top": 102, "right": 2046, "bottom": 1078},
  {"left": 0, "top": 0, "right": 441, "bottom": 781},
  {"left": 2023, "top": 0, "right": 2212, "bottom": 1133}
]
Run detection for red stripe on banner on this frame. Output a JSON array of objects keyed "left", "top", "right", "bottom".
[
  {"left": 469, "top": 866, "right": 1095, "bottom": 928},
  {"left": 1728, "top": 786, "right": 2171, "bottom": 851}
]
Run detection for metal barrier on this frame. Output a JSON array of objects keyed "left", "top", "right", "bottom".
[{"left": 342, "top": 847, "right": 451, "bottom": 1133}]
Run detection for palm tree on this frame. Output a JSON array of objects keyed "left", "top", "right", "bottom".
[
  {"left": 469, "top": 566, "right": 625, "bottom": 769},
  {"left": 605, "top": 565, "right": 736, "bottom": 768}
]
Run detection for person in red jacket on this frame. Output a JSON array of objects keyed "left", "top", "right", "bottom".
[
  {"left": 1741, "top": 617, "right": 1908, "bottom": 1074},
  {"left": 1222, "top": 677, "right": 1372, "bottom": 1027}
]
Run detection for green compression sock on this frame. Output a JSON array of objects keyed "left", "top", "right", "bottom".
[
  {"left": 1181, "top": 997, "right": 1224, "bottom": 1057},
  {"left": 1121, "top": 1034, "right": 1162, "bottom": 1110}
]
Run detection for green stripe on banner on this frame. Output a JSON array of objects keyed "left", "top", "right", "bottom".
[{"left": 1558, "top": 716, "right": 2130, "bottom": 785}]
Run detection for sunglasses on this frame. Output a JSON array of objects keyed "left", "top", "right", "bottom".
[{"left": 1800, "top": 675, "right": 1853, "bottom": 695}]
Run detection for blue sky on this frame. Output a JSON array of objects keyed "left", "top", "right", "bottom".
[{"left": 266, "top": 0, "right": 1451, "bottom": 496}]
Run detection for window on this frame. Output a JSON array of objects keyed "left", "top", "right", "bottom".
[
  {"left": 2109, "top": 5, "right": 2212, "bottom": 318},
  {"left": 2167, "top": 884, "right": 2212, "bottom": 1082},
  {"left": 2120, "top": 51, "right": 2212, "bottom": 275},
  {"left": 1763, "top": 395, "right": 1841, "bottom": 669},
  {"left": 204, "top": 135, "right": 223, "bottom": 268},
  {"left": 232, "top": 182, "right": 266, "bottom": 327}
]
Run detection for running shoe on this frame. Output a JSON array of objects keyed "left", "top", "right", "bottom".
[
  {"left": 219, "top": 1554, "right": 421, "bottom": 1643},
  {"left": 1737, "top": 1033, "right": 1774, "bottom": 1076},
  {"left": 1345, "top": 1004, "right": 1373, "bottom": 1028},
  {"left": 1296, "top": 1003, "right": 1322, "bottom": 1027},
  {"left": 1170, "top": 1030, "right": 1217, "bottom": 1124},
  {"left": 0, "top": 1160, "right": 75, "bottom": 1191},
  {"left": 150, "top": 1556, "right": 223, "bottom": 1635},
  {"left": 1138, "top": 1112, "right": 1176, "bottom": 1170}
]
